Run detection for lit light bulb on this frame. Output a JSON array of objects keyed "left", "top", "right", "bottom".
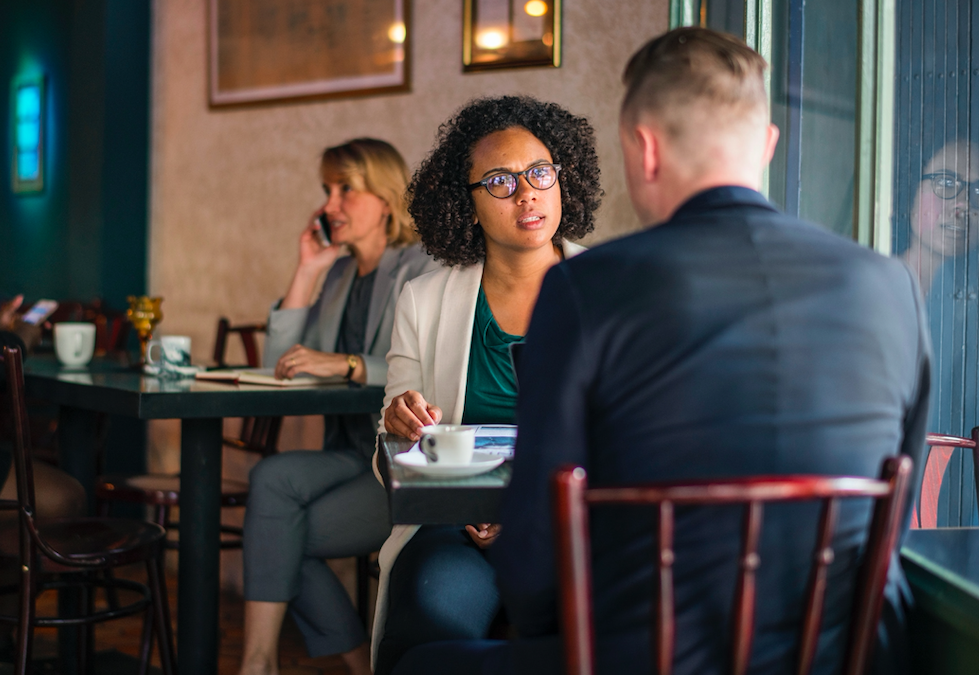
[
  {"left": 388, "top": 22, "right": 406, "bottom": 44},
  {"left": 475, "top": 29, "right": 508, "bottom": 50},
  {"left": 524, "top": 0, "right": 548, "bottom": 17}
]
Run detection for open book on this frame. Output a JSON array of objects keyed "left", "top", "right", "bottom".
[{"left": 195, "top": 367, "right": 346, "bottom": 387}]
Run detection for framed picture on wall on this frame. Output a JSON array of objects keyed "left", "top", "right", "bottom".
[
  {"left": 209, "top": 0, "right": 410, "bottom": 106},
  {"left": 463, "top": 0, "right": 561, "bottom": 72}
]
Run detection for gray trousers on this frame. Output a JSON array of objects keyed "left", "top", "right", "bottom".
[{"left": 243, "top": 449, "right": 391, "bottom": 656}]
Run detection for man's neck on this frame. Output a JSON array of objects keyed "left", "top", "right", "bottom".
[{"left": 650, "top": 172, "right": 761, "bottom": 226}]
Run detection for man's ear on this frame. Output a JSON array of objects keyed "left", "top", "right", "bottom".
[
  {"left": 762, "top": 123, "right": 780, "bottom": 166},
  {"left": 635, "top": 124, "right": 659, "bottom": 182}
]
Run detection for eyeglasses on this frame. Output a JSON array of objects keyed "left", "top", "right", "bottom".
[
  {"left": 922, "top": 172, "right": 979, "bottom": 209},
  {"left": 468, "top": 163, "right": 562, "bottom": 199}
]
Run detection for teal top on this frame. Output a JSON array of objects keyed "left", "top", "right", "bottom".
[{"left": 462, "top": 285, "right": 523, "bottom": 425}]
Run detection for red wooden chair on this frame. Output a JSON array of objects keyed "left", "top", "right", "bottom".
[
  {"left": 83, "top": 299, "right": 131, "bottom": 358},
  {"left": 0, "top": 347, "right": 175, "bottom": 675},
  {"left": 912, "top": 430, "right": 979, "bottom": 529},
  {"left": 553, "top": 457, "right": 912, "bottom": 675}
]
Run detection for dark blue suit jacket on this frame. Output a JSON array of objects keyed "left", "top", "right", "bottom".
[{"left": 491, "top": 187, "right": 932, "bottom": 674}]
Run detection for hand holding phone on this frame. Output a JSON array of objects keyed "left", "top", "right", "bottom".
[{"left": 21, "top": 299, "right": 59, "bottom": 326}]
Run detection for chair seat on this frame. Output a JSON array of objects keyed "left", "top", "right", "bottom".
[
  {"left": 0, "top": 517, "right": 165, "bottom": 569},
  {"left": 96, "top": 473, "right": 251, "bottom": 507}
]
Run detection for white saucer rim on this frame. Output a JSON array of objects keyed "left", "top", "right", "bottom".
[{"left": 393, "top": 452, "right": 505, "bottom": 475}]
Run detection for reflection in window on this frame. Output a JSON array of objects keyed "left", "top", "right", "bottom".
[{"left": 892, "top": 0, "right": 978, "bottom": 526}]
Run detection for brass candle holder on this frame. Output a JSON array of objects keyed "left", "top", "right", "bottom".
[{"left": 126, "top": 295, "right": 163, "bottom": 366}]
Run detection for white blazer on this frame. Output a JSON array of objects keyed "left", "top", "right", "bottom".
[{"left": 370, "top": 240, "right": 586, "bottom": 663}]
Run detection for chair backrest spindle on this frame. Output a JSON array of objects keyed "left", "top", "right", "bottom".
[
  {"left": 654, "top": 500, "right": 675, "bottom": 675},
  {"left": 795, "top": 497, "right": 840, "bottom": 675},
  {"left": 731, "top": 501, "right": 763, "bottom": 675}
]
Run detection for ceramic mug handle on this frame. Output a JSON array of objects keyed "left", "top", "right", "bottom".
[{"left": 146, "top": 340, "right": 162, "bottom": 366}]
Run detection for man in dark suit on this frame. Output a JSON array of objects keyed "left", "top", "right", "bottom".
[{"left": 392, "top": 27, "right": 930, "bottom": 675}]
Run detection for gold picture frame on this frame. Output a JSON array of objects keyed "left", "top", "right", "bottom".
[
  {"left": 463, "top": 0, "right": 561, "bottom": 72},
  {"left": 209, "top": 0, "right": 410, "bottom": 106}
]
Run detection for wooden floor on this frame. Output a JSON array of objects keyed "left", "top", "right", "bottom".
[{"left": 11, "top": 562, "right": 352, "bottom": 675}]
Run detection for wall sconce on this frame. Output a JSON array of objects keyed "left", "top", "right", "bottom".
[{"left": 11, "top": 74, "right": 45, "bottom": 194}]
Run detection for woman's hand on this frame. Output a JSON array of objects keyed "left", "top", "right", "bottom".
[
  {"left": 384, "top": 391, "right": 443, "bottom": 441},
  {"left": 274, "top": 345, "right": 347, "bottom": 380},
  {"left": 465, "top": 523, "right": 502, "bottom": 549},
  {"left": 297, "top": 213, "right": 343, "bottom": 272},
  {"left": 280, "top": 213, "right": 344, "bottom": 310}
]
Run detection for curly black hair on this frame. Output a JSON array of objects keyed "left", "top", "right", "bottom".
[{"left": 407, "top": 96, "right": 602, "bottom": 266}]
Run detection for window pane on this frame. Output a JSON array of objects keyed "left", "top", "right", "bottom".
[
  {"left": 892, "top": 0, "right": 978, "bottom": 526},
  {"left": 769, "top": 0, "right": 857, "bottom": 236}
]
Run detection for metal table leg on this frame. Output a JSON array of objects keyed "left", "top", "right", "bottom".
[{"left": 177, "top": 417, "right": 223, "bottom": 675}]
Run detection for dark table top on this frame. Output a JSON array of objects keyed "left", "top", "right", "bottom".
[
  {"left": 901, "top": 528, "right": 979, "bottom": 638},
  {"left": 377, "top": 432, "right": 512, "bottom": 525},
  {"left": 23, "top": 355, "right": 385, "bottom": 419}
]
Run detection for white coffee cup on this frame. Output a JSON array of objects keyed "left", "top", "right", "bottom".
[
  {"left": 54, "top": 323, "right": 96, "bottom": 367},
  {"left": 146, "top": 335, "right": 192, "bottom": 378},
  {"left": 419, "top": 425, "right": 476, "bottom": 465}
]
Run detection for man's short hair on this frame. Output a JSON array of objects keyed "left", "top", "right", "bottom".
[{"left": 622, "top": 27, "right": 769, "bottom": 140}]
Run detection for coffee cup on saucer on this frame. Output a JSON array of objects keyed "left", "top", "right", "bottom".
[{"left": 419, "top": 425, "right": 476, "bottom": 465}]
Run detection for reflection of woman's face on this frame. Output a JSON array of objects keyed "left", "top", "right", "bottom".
[
  {"left": 320, "top": 166, "right": 390, "bottom": 250},
  {"left": 911, "top": 140, "right": 979, "bottom": 258},
  {"left": 468, "top": 127, "right": 562, "bottom": 258}
]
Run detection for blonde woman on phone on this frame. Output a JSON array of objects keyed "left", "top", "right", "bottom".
[{"left": 239, "top": 139, "right": 437, "bottom": 675}]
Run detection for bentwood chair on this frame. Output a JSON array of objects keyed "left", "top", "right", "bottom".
[
  {"left": 0, "top": 346, "right": 175, "bottom": 675},
  {"left": 553, "top": 457, "right": 912, "bottom": 675},
  {"left": 95, "top": 318, "right": 282, "bottom": 549},
  {"left": 912, "top": 430, "right": 979, "bottom": 529}
]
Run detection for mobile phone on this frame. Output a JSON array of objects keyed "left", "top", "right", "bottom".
[
  {"left": 316, "top": 213, "right": 331, "bottom": 246},
  {"left": 21, "top": 299, "right": 59, "bottom": 325}
]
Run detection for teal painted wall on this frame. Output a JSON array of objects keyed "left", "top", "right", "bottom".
[{"left": 0, "top": 0, "right": 149, "bottom": 312}]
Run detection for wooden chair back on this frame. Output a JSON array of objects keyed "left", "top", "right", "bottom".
[
  {"left": 212, "top": 318, "right": 281, "bottom": 457},
  {"left": 213, "top": 317, "right": 265, "bottom": 369},
  {"left": 83, "top": 299, "right": 131, "bottom": 357},
  {"left": 912, "top": 430, "right": 979, "bottom": 528},
  {"left": 553, "top": 457, "right": 912, "bottom": 675},
  {"left": 0, "top": 347, "right": 38, "bottom": 528}
]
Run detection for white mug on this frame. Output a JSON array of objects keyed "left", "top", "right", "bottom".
[
  {"left": 53, "top": 323, "right": 96, "bottom": 367},
  {"left": 419, "top": 425, "right": 476, "bottom": 465},
  {"left": 146, "top": 335, "right": 192, "bottom": 378}
]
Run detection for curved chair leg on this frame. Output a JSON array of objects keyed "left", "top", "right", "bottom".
[
  {"left": 137, "top": 600, "right": 154, "bottom": 675},
  {"left": 147, "top": 555, "right": 176, "bottom": 675},
  {"left": 16, "top": 569, "right": 34, "bottom": 675}
]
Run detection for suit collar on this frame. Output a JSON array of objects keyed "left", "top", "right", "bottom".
[{"left": 671, "top": 186, "right": 776, "bottom": 222}]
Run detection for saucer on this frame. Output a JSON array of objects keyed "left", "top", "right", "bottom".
[{"left": 393, "top": 451, "right": 505, "bottom": 477}]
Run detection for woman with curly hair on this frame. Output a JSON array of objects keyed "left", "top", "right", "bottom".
[{"left": 371, "top": 96, "right": 602, "bottom": 674}]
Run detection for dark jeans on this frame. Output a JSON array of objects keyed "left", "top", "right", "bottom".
[{"left": 375, "top": 525, "right": 501, "bottom": 675}]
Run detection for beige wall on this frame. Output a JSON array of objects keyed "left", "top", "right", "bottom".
[
  {"left": 149, "top": 0, "right": 668, "bottom": 588},
  {"left": 150, "top": 0, "right": 668, "bottom": 356}
]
